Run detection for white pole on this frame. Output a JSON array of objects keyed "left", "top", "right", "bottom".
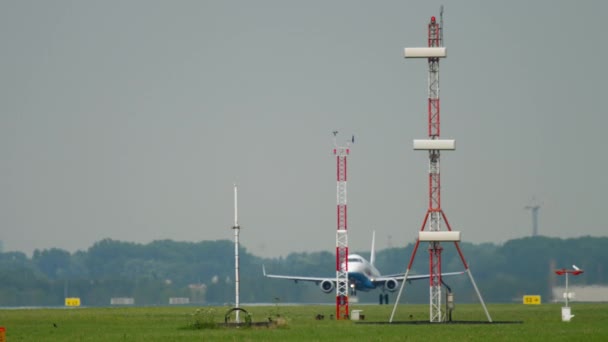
[
  {"left": 389, "top": 268, "right": 412, "bottom": 322},
  {"left": 234, "top": 183, "right": 238, "bottom": 227},
  {"left": 233, "top": 183, "right": 240, "bottom": 323},
  {"left": 565, "top": 272, "right": 569, "bottom": 307},
  {"left": 466, "top": 268, "right": 492, "bottom": 322}
]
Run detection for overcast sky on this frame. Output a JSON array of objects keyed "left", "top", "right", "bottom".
[{"left": 1, "top": 1, "right": 606, "bottom": 258}]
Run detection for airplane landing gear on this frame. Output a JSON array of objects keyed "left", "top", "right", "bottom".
[{"left": 379, "top": 293, "right": 389, "bottom": 305}]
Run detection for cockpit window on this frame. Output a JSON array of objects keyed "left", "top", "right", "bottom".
[{"left": 348, "top": 257, "right": 363, "bottom": 263}]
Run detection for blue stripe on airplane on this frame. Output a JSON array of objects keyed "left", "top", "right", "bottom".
[{"left": 349, "top": 272, "right": 376, "bottom": 291}]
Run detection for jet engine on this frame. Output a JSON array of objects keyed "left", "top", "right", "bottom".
[
  {"left": 385, "top": 278, "right": 399, "bottom": 292},
  {"left": 320, "top": 280, "right": 335, "bottom": 293}
]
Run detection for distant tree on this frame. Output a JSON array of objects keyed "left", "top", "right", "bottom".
[
  {"left": 2, "top": 236, "right": 608, "bottom": 306},
  {"left": 33, "top": 248, "right": 71, "bottom": 279}
]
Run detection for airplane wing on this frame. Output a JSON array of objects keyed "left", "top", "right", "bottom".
[
  {"left": 374, "top": 271, "right": 465, "bottom": 284},
  {"left": 262, "top": 265, "right": 332, "bottom": 284}
]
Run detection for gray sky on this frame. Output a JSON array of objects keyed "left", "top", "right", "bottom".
[{"left": 1, "top": 0, "right": 606, "bottom": 258}]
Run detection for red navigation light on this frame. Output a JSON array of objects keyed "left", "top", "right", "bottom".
[{"left": 431, "top": 16, "right": 436, "bottom": 23}]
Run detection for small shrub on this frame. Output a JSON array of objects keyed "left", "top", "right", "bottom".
[{"left": 189, "top": 308, "right": 218, "bottom": 329}]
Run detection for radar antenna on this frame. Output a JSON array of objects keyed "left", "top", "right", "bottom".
[{"left": 440, "top": 5, "right": 444, "bottom": 46}]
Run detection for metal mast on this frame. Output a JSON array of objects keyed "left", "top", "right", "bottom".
[
  {"left": 426, "top": 12, "right": 444, "bottom": 324},
  {"left": 390, "top": 8, "right": 492, "bottom": 323},
  {"left": 333, "top": 131, "right": 352, "bottom": 320},
  {"left": 232, "top": 183, "right": 241, "bottom": 323}
]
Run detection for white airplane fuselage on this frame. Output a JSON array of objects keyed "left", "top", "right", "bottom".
[{"left": 346, "top": 254, "right": 382, "bottom": 292}]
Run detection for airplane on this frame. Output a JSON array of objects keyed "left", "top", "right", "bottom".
[{"left": 263, "top": 232, "right": 463, "bottom": 304}]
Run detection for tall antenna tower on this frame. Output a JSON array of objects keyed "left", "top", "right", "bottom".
[
  {"left": 390, "top": 8, "right": 492, "bottom": 323},
  {"left": 332, "top": 131, "right": 353, "bottom": 320}
]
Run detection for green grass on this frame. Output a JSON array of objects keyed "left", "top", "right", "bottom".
[{"left": 1, "top": 303, "right": 607, "bottom": 341}]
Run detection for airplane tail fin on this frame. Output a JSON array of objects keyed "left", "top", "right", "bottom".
[{"left": 370, "top": 230, "right": 376, "bottom": 266}]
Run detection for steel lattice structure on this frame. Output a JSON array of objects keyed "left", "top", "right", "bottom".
[
  {"left": 390, "top": 9, "right": 492, "bottom": 323},
  {"left": 333, "top": 132, "right": 351, "bottom": 320},
  {"left": 426, "top": 15, "right": 444, "bottom": 322}
]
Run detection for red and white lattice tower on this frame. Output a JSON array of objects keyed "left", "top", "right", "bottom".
[
  {"left": 333, "top": 131, "right": 352, "bottom": 320},
  {"left": 390, "top": 9, "right": 492, "bottom": 323}
]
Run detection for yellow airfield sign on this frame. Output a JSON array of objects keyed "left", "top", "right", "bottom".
[
  {"left": 523, "top": 295, "right": 541, "bottom": 305},
  {"left": 65, "top": 297, "right": 81, "bottom": 307}
]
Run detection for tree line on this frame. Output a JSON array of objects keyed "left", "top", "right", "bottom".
[{"left": 0, "top": 236, "right": 605, "bottom": 306}]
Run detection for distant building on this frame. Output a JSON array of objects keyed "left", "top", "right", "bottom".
[
  {"left": 553, "top": 286, "right": 608, "bottom": 302},
  {"left": 110, "top": 297, "right": 135, "bottom": 305},
  {"left": 169, "top": 297, "right": 190, "bottom": 305},
  {"left": 189, "top": 283, "right": 207, "bottom": 304}
]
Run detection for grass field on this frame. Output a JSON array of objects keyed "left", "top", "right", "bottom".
[{"left": 1, "top": 303, "right": 607, "bottom": 341}]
